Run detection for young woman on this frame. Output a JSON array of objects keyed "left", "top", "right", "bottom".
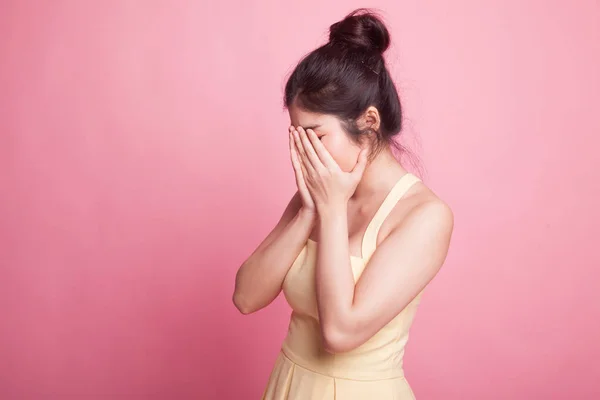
[{"left": 233, "top": 9, "right": 454, "bottom": 399}]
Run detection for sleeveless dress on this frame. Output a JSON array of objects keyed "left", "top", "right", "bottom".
[{"left": 262, "top": 173, "right": 423, "bottom": 400}]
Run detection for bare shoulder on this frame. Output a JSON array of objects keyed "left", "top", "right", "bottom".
[
  {"left": 380, "top": 179, "right": 454, "bottom": 243},
  {"left": 399, "top": 181, "right": 454, "bottom": 234}
]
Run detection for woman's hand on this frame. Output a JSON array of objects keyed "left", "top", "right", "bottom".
[
  {"left": 289, "top": 126, "right": 316, "bottom": 216},
  {"left": 291, "top": 126, "right": 368, "bottom": 215}
]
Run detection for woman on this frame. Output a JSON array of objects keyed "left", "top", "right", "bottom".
[{"left": 233, "top": 8, "right": 454, "bottom": 399}]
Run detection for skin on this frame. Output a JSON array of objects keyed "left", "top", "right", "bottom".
[{"left": 233, "top": 103, "right": 454, "bottom": 354}]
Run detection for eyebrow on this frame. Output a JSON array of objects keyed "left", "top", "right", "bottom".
[{"left": 302, "top": 124, "right": 321, "bottom": 131}]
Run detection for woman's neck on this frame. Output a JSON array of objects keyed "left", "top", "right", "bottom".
[{"left": 351, "top": 147, "right": 408, "bottom": 201}]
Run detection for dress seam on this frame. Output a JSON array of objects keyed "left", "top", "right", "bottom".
[{"left": 279, "top": 350, "right": 405, "bottom": 382}]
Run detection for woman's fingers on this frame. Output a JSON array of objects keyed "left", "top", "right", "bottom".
[
  {"left": 293, "top": 128, "right": 316, "bottom": 175},
  {"left": 306, "top": 129, "right": 340, "bottom": 171},
  {"left": 290, "top": 131, "right": 311, "bottom": 198},
  {"left": 289, "top": 130, "right": 299, "bottom": 169},
  {"left": 296, "top": 127, "right": 324, "bottom": 171},
  {"left": 296, "top": 139, "right": 311, "bottom": 182}
]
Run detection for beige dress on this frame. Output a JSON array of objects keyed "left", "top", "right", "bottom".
[{"left": 262, "top": 173, "right": 424, "bottom": 400}]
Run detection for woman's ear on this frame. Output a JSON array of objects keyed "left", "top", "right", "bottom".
[{"left": 357, "top": 106, "right": 381, "bottom": 132}]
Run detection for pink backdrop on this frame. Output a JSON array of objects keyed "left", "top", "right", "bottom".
[{"left": 1, "top": 1, "right": 599, "bottom": 399}]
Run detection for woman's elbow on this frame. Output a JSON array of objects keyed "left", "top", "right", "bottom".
[
  {"left": 321, "top": 325, "right": 358, "bottom": 354},
  {"left": 232, "top": 292, "right": 256, "bottom": 315}
]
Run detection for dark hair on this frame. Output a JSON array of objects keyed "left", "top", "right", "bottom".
[{"left": 284, "top": 8, "right": 408, "bottom": 160}]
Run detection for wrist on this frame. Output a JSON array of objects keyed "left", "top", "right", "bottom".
[
  {"left": 317, "top": 201, "right": 348, "bottom": 221},
  {"left": 317, "top": 203, "right": 348, "bottom": 241},
  {"left": 298, "top": 206, "right": 317, "bottom": 222}
]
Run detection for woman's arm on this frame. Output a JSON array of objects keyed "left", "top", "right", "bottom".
[
  {"left": 289, "top": 125, "right": 453, "bottom": 352},
  {"left": 233, "top": 128, "right": 317, "bottom": 315},
  {"left": 293, "top": 127, "right": 454, "bottom": 352},
  {"left": 316, "top": 199, "right": 454, "bottom": 353},
  {"left": 232, "top": 192, "right": 315, "bottom": 315}
]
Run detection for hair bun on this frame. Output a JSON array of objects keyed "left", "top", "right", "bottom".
[{"left": 328, "top": 9, "right": 390, "bottom": 55}]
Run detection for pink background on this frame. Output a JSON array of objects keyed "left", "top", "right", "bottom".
[{"left": 1, "top": 1, "right": 599, "bottom": 399}]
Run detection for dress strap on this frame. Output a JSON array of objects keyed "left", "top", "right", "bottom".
[{"left": 361, "top": 173, "right": 422, "bottom": 260}]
